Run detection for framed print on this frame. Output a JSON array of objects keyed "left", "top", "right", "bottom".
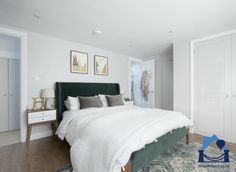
[
  {"left": 70, "top": 50, "right": 88, "bottom": 74},
  {"left": 94, "top": 55, "right": 108, "bottom": 75}
]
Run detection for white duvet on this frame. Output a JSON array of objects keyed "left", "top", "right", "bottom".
[{"left": 56, "top": 106, "right": 191, "bottom": 172}]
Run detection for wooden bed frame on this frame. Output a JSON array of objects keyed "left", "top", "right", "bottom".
[{"left": 55, "top": 82, "right": 189, "bottom": 172}]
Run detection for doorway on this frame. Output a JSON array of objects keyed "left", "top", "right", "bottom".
[
  {"left": 0, "top": 34, "right": 21, "bottom": 146},
  {"left": 129, "top": 58, "right": 155, "bottom": 108},
  {"left": 0, "top": 26, "right": 27, "bottom": 144}
]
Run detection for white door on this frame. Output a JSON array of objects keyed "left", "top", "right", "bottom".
[
  {"left": 0, "top": 58, "right": 9, "bottom": 132},
  {"left": 141, "top": 60, "right": 155, "bottom": 108},
  {"left": 195, "top": 36, "right": 230, "bottom": 140},
  {"left": 8, "top": 59, "right": 20, "bottom": 131},
  {"left": 231, "top": 33, "right": 236, "bottom": 143}
]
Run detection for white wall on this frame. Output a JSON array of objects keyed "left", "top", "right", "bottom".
[
  {"left": 0, "top": 34, "right": 20, "bottom": 59},
  {"left": 26, "top": 32, "right": 130, "bottom": 140},
  {"left": 144, "top": 49, "right": 173, "bottom": 109},
  {"left": 173, "top": 39, "right": 191, "bottom": 118}
]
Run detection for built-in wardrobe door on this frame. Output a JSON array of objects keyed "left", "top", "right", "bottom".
[
  {"left": 195, "top": 36, "right": 231, "bottom": 140},
  {"left": 0, "top": 58, "right": 9, "bottom": 132},
  {"left": 231, "top": 34, "right": 236, "bottom": 143},
  {"left": 8, "top": 59, "right": 20, "bottom": 131}
]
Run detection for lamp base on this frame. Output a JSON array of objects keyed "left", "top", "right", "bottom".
[{"left": 45, "top": 98, "right": 55, "bottom": 109}]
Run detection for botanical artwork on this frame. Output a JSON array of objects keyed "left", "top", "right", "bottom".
[
  {"left": 94, "top": 55, "right": 108, "bottom": 75},
  {"left": 70, "top": 50, "right": 88, "bottom": 74}
]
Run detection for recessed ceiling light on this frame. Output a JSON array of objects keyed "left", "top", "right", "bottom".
[
  {"left": 33, "top": 14, "right": 40, "bottom": 19},
  {"left": 93, "top": 30, "right": 102, "bottom": 36}
]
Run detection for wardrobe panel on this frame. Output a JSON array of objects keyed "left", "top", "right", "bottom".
[
  {"left": 8, "top": 59, "right": 20, "bottom": 131},
  {"left": 0, "top": 58, "right": 9, "bottom": 132},
  {"left": 194, "top": 36, "right": 230, "bottom": 140},
  {"left": 197, "top": 38, "right": 226, "bottom": 96},
  {"left": 231, "top": 33, "right": 236, "bottom": 143}
]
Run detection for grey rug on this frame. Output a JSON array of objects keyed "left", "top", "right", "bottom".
[{"left": 57, "top": 142, "right": 236, "bottom": 172}]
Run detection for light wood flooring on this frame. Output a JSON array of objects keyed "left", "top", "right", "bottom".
[{"left": 0, "top": 130, "right": 20, "bottom": 147}]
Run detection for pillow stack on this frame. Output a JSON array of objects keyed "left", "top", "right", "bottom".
[{"left": 64, "top": 94, "right": 125, "bottom": 111}]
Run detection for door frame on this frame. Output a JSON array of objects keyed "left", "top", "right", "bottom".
[
  {"left": 190, "top": 29, "right": 236, "bottom": 133},
  {"left": 0, "top": 25, "right": 27, "bottom": 142}
]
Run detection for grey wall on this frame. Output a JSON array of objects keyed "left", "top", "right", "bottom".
[
  {"left": 173, "top": 39, "right": 191, "bottom": 118},
  {"left": 26, "top": 31, "right": 130, "bottom": 140}
]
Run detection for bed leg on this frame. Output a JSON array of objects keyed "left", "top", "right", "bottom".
[
  {"left": 186, "top": 133, "right": 189, "bottom": 145},
  {"left": 121, "top": 160, "right": 132, "bottom": 172}
]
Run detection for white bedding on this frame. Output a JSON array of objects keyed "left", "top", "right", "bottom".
[{"left": 56, "top": 106, "right": 192, "bottom": 172}]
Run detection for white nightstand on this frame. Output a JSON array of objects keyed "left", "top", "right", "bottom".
[
  {"left": 125, "top": 101, "right": 134, "bottom": 106},
  {"left": 26, "top": 109, "right": 57, "bottom": 142}
]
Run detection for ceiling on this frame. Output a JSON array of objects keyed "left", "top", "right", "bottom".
[{"left": 0, "top": 0, "right": 236, "bottom": 58}]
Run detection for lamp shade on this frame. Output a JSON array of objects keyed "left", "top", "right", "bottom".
[{"left": 41, "top": 88, "right": 55, "bottom": 98}]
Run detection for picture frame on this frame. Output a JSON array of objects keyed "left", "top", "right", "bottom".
[
  {"left": 70, "top": 50, "right": 88, "bottom": 74},
  {"left": 94, "top": 55, "right": 108, "bottom": 75}
]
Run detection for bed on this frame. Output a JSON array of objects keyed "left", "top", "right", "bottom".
[{"left": 55, "top": 82, "right": 190, "bottom": 172}]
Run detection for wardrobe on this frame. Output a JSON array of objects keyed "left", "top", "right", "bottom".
[
  {"left": 0, "top": 58, "right": 20, "bottom": 132},
  {"left": 194, "top": 33, "right": 236, "bottom": 144}
]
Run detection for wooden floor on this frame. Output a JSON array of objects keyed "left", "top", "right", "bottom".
[
  {"left": 0, "top": 136, "right": 70, "bottom": 172},
  {"left": 0, "top": 134, "right": 235, "bottom": 172}
]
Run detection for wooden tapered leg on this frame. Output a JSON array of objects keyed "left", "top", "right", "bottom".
[
  {"left": 26, "top": 125, "right": 32, "bottom": 142},
  {"left": 186, "top": 133, "right": 189, "bottom": 145},
  {"left": 51, "top": 122, "right": 55, "bottom": 136},
  {"left": 121, "top": 160, "right": 132, "bottom": 172}
]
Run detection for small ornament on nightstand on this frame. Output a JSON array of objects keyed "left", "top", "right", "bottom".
[
  {"left": 32, "top": 97, "right": 44, "bottom": 110},
  {"left": 32, "top": 96, "right": 38, "bottom": 110},
  {"left": 41, "top": 97, "right": 45, "bottom": 109}
]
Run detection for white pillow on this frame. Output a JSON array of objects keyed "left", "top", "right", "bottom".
[
  {"left": 98, "top": 94, "right": 108, "bottom": 107},
  {"left": 64, "top": 96, "right": 80, "bottom": 110}
]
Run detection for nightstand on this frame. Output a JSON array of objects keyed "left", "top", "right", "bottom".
[
  {"left": 26, "top": 109, "right": 57, "bottom": 142},
  {"left": 124, "top": 101, "right": 134, "bottom": 106}
]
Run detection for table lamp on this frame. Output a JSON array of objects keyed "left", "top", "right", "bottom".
[{"left": 41, "top": 88, "right": 55, "bottom": 109}]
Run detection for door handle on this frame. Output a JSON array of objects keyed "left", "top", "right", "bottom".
[
  {"left": 3, "top": 94, "right": 7, "bottom": 96},
  {"left": 232, "top": 95, "right": 236, "bottom": 98}
]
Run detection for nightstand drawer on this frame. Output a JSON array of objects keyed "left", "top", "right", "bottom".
[
  {"left": 28, "top": 115, "right": 56, "bottom": 124},
  {"left": 28, "top": 110, "right": 56, "bottom": 118}
]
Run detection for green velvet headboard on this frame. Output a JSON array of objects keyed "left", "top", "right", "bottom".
[{"left": 55, "top": 82, "right": 120, "bottom": 122}]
